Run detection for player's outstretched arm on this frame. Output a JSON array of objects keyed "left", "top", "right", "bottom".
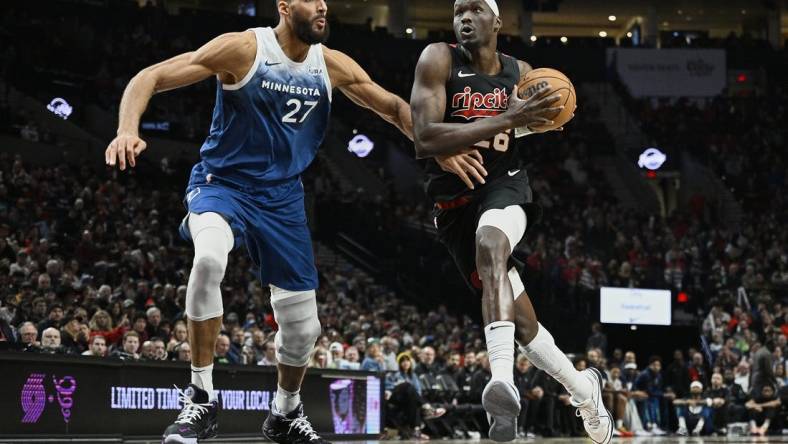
[
  {"left": 106, "top": 31, "right": 256, "bottom": 170},
  {"left": 324, "top": 48, "right": 413, "bottom": 140}
]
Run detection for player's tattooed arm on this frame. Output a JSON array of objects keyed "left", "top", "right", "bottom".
[
  {"left": 107, "top": 31, "right": 255, "bottom": 170},
  {"left": 324, "top": 47, "right": 413, "bottom": 140}
]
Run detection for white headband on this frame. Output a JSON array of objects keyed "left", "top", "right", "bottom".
[{"left": 484, "top": 0, "right": 500, "bottom": 17}]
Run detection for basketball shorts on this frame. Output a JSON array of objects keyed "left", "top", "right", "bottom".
[
  {"left": 179, "top": 166, "right": 317, "bottom": 292},
  {"left": 433, "top": 169, "right": 542, "bottom": 298}
]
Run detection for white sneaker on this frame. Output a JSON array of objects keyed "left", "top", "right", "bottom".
[
  {"left": 481, "top": 380, "right": 520, "bottom": 442},
  {"left": 571, "top": 368, "right": 613, "bottom": 444},
  {"left": 634, "top": 429, "right": 653, "bottom": 437},
  {"left": 677, "top": 426, "right": 688, "bottom": 436},
  {"left": 650, "top": 426, "right": 667, "bottom": 436}
]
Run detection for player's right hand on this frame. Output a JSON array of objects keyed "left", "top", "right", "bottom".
[
  {"left": 504, "top": 85, "right": 564, "bottom": 130},
  {"left": 106, "top": 133, "right": 147, "bottom": 171},
  {"left": 435, "top": 149, "right": 487, "bottom": 190}
]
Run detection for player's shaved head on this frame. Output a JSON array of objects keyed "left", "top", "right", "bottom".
[{"left": 278, "top": 0, "right": 330, "bottom": 45}]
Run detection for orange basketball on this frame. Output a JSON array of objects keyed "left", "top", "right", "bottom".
[{"left": 517, "top": 68, "right": 576, "bottom": 131}]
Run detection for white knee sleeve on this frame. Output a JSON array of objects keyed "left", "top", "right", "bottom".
[
  {"left": 185, "top": 212, "right": 233, "bottom": 321},
  {"left": 270, "top": 285, "right": 321, "bottom": 367},
  {"left": 477, "top": 205, "right": 527, "bottom": 253},
  {"left": 478, "top": 206, "right": 527, "bottom": 299}
]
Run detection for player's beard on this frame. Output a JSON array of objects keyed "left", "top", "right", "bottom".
[{"left": 292, "top": 13, "right": 329, "bottom": 45}]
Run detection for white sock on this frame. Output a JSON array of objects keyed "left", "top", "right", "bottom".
[
  {"left": 191, "top": 364, "right": 216, "bottom": 401},
  {"left": 616, "top": 419, "right": 624, "bottom": 429},
  {"left": 678, "top": 417, "right": 687, "bottom": 429},
  {"left": 275, "top": 385, "right": 301, "bottom": 414},
  {"left": 518, "top": 322, "right": 591, "bottom": 402},
  {"left": 484, "top": 321, "right": 515, "bottom": 385}
]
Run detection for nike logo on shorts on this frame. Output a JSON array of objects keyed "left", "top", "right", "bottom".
[
  {"left": 508, "top": 169, "right": 520, "bottom": 177},
  {"left": 458, "top": 71, "right": 475, "bottom": 78}
]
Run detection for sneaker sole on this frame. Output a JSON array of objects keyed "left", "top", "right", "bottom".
[
  {"left": 588, "top": 368, "right": 613, "bottom": 444},
  {"left": 162, "top": 423, "right": 218, "bottom": 444},
  {"left": 487, "top": 414, "right": 517, "bottom": 442},
  {"left": 482, "top": 381, "right": 520, "bottom": 442},
  {"left": 162, "top": 435, "right": 196, "bottom": 444}
]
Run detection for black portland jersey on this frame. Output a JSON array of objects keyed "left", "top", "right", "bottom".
[{"left": 424, "top": 44, "right": 522, "bottom": 202}]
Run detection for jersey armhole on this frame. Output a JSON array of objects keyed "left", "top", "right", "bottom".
[
  {"left": 222, "top": 28, "right": 262, "bottom": 91},
  {"left": 317, "top": 45, "right": 333, "bottom": 102}
]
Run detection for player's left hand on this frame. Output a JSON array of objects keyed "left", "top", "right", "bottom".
[
  {"left": 436, "top": 149, "right": 487, "bottom": 190},
  {"left": 529, "top": 106, "right": 576, "bottom": 133},
  {"left": 106, "top": 132, "right": 148, "bottom": 171}
]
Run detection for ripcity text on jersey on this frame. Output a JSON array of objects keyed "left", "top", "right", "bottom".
[{"left": 425, "top": 44, "right": 522, "bottom": 202}]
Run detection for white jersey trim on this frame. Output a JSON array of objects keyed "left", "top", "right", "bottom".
[
  {"left": 222, "top": 28, "right": 262, "bottom": 91},
  {"left": 317, "top": 45, "right": 332, "bottom": 103}
]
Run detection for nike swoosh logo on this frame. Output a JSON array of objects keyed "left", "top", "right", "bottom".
[
  {"left": 458, "top": 71, "right": 475, "bottom": 78},
  {"left": 508, "top": 169, "right": 520, "bottom": 177},
  {"left": 265, "top": 61, "right": 282, "bottom": 67}
]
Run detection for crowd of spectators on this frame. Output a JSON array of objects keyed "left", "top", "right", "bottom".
[{"left": 1, "top": 0, "right": 787, "bottom": 440}]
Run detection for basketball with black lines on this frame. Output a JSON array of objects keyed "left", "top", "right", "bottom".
[{"left": 517, "top": 68, "right": 577, "bottom": 131}]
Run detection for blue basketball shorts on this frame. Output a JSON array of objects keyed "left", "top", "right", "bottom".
[{"left": 179, "top": 169, "right": 318, "bottom": 292}]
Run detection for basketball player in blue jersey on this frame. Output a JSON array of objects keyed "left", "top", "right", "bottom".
[
  {"left": 104, "top": 1, "right": 417, "bottom": 443},
  {"left": 411, "top": 0, "right": 612, "bottom": 443}
]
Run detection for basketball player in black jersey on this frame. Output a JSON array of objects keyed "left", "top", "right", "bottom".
[{"left": 410, "top": 1, "right": 612, "bottom": 443}]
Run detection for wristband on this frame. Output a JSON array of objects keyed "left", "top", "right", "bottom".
[{"left": 514, "top": 126, "right": 534, "bottom": 138}]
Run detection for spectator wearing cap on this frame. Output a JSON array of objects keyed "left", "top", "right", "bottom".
[
  {"left": 36, "top": 303, "right": 63, "bottom": 336},
  {"left": 16, "top": 321, "right": 38, "bottom": 351},
  {"left": 361, "top": 338, "right": 386, "bottom": 372},
  {"left": 60, "top": 311, "right": 87, "bottom": 354},
  {"left": 82, "top": 335, "right": 107, "bottom": 357},
  {"left": 674, "top": 380, "right": 712, "bottom": 436},
  {"left": 327, "top": 341, "right": 344, "bottom": 368}
]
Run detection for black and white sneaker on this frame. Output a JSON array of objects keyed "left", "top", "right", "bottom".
[
  {"left": 162, "top": 384, "right": 218, "bottom": 444},
  {"left": 262, "top": 402, "right": 331, "bottom": 444}
]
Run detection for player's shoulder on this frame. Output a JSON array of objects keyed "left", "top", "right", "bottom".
[
  {"left": 321, "top": 46, "right": 365, "bottom": 87},
  {"left": 514, "top": 59, "right": 533, "bottom": 77},
  {"left": 418, "top": 42, "right": 453, "bottom": 61}
]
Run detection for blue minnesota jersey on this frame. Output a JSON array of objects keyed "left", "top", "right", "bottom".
[{"left": 194, "top": 27, "right": 331, "bottom": 186}]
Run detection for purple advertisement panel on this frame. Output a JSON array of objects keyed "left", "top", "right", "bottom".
[{"left": 0, "top": 353, "right": 381, "bottom": 438}]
